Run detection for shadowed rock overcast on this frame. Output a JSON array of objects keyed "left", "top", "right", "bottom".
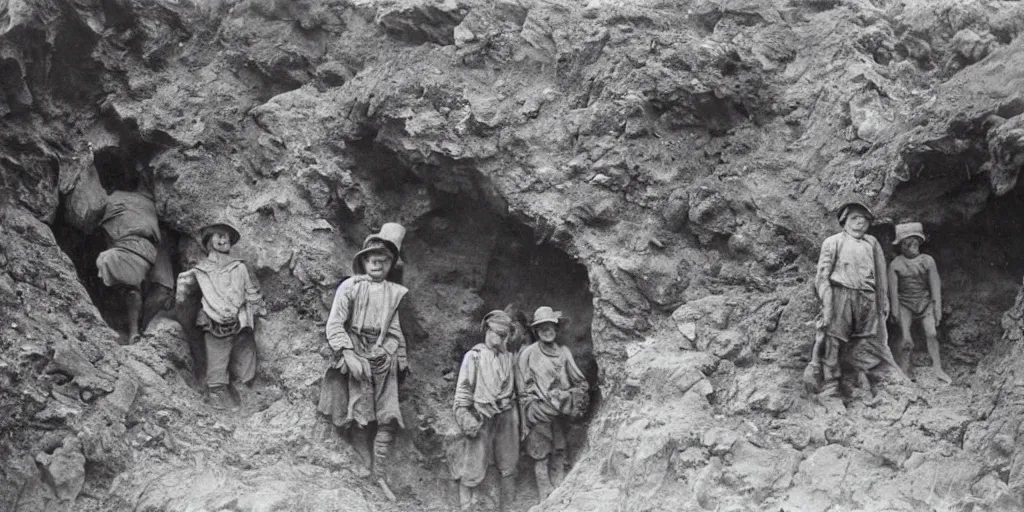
[{"left": 5, "top": 0, "right": 1024, "bottom": 510}]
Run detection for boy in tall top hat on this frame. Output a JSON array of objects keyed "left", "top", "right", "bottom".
[
  {"left": 321, "top": 223, "right": 409, "bottom": 482},
  {"left": 518, "top": 306, "right": 589, "bottom": 503},
  {"left": 175, "top": 221, "right": 265, "bottom": 409},
  {"left": 813, "top": 201, "right": 904, "bottom": 399},
  {"left": 888, "top": 222, "right": 950, "bottom": 383}
]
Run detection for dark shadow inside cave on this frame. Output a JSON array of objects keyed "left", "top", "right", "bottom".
[
  {"left": 876, "top": 178, "right": 1024, "bottom": 376},
  {"left": 51, "top": 146, "right": 183, "bottom": 345}
]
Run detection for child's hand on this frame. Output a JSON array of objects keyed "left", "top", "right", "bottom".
[{"left": 934, "top": 304, "right": 942, "bottom": 325}]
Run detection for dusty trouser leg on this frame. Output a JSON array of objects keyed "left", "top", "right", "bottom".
[
  {"left": 820, "top": 335, "right": 843, "bottom": 396},
  {"left": 229, "top": 329, "right": 258, "bottom": 386},
  {"left": 895, "top": 305, "right": 915, "bottom": 375},
  {"left": 458, "top": 484, "right": 476, "bottom": 510},
  {"left": 549, "top": 419, "right": 568, "bottom": 488},
  {"left": 373, "top": 420, "right": 397, "bottom": 481},
  {"left": 349, "top": 425, "right": 374, "bottom": 471},
  {"left": 534, "top": 458, "right": 553, "bottom": 501},
  {"left": 204, "top": 332, "right": 234, "bottom": 409},
  {"left": 922, "top": 310, "right": 951, "bottom": 383},
  {"left": 494, "top": 408, "right": 520, "bottom": 512},
  {"left": 125, "top": 286, "right": 143, "bottom": 343}
]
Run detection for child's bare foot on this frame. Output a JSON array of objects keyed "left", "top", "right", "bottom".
[{"left": 934, "top": 367, "right": 952, "bottom": 384}]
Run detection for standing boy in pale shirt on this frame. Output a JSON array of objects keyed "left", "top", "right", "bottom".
[
  {"left": 518, "top": 306, "right": 589, "bottom": 503},
  {"left": 452, "top": 310, "right": 520, "bottom": 512},
  {"left": 176, "top": 221, "right": 265, "bottom": 409},
  {"left": 815, "top": 202, "right": 903, "bottom": 399},
  {"left": 888, "top": 222, "right": 950, "bottom": 383}
]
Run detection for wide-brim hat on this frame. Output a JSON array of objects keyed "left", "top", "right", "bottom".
[
  {"left": 893, "top": 222, "right": 926, "bottom": 245},
  {"left": 200, "top": 221, "right": 241, "bottom": 246},
  {"left": 836, "top": 201, "right": 874, "bottom": 226},
  {"left": 352, "top": 222, "right": 406, "bottom": 274},
  {"left": 531, "top": 306, "right": 562, "bottom": 327}
]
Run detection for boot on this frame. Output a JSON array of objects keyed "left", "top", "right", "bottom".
[
  {"left": 499, "top": 475, "right": 515, "bottom": 512},
  {"left": 534, "top": 458, "right": 553, "bottom": 503},
  {"left": 550, "top": 453, "right": 566, "bottom": 488},
  {"left": 373, "top": 422, "right": 396, "bottom": 482},
  {"left": 207, "top": 385, "right": 233, "bottom": 410},
  {"left": 458, "top": 484, "right": 476, "bottom": 511}
]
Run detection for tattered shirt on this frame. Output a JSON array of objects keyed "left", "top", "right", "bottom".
[
  {"left": 454, "top": 343, "right": 517, "bottom": 418},
  {"left": 325, "top": 279, "right": 408, "bottom": 369},
  {"left": 518, "top": 342, "right": 588, "bottom": 425},
  {"left": 192, "top": 255, "right": 264, "bottom": 331}
]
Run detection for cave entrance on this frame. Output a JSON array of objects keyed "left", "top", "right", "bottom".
[
  {"left": 348, "top": 145, "right": 598, "bottom": 509},
  {"left": 882, "top": 180, "right": 1024, "bottom": 377},
  {"left": 51, "top": 145, "right": 181, "bottom": 344}
]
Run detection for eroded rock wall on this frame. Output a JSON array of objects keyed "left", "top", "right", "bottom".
[{"left": 5, "top": 0, "right": 1024, "bottom": 510}]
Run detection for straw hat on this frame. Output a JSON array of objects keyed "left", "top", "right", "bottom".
[
  {"left": 200, "top": 221, "right": 241, "bottom": 247},
  {"left": 352, "top": 222, "right": 406, "bottom": 274},
  {"left": 836, "top": 201, "right": 874, "bottom": 226},
  {"left": 531, "top": 306, "right": 562, "bottom": 327},
  {"left": 893, "top": 222, "right": 926, "bottom": 245}
]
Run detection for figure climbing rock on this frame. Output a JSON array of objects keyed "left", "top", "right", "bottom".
[
  {"left": 811, "top": 201, "right": 906, "bottom": 401},
  {"left": 452, "top": 310, "right": 521, "bottom": 512},
  {"left": 319, "top": 223, "right": 409, "bottom": 483},
  {"left": 888, "top": 222, "right": 950, "bottom": 383},
  {"left": 518, "top": 306, "right": 589, "bottom": 503},
  {"left": 95, "top": 183, "right": 173, "bottom": 344},
  {"left": 175, "top": 221, "right": 265, "bottom": 410}
]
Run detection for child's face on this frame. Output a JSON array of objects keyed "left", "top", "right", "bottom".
[
  {"left": 208, "top": 230, "right": 232, "bottom": 254},
  {"left": 844, "top": 212, "right": 870, "bottom": 237},
  {"left": 536, "top": 323, "right": 558, "bottom": 344},
  {"left": 485, "top": 323, "right": 510, "bottom": 351},
  {"left": 362, "top": 252, "right": 393, "bottom": 281},
  {"left": 900, "top": 237, "right": 922, "bottom": 258}
]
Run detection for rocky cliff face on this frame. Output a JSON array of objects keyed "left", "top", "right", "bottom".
[{"left": 5, "top": 0, "right": 1024, "bottom": 510}]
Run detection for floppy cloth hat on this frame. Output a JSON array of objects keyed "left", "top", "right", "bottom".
[
  {"left": 481, "top": 310, "right": 513, "bottom": 333},
  {"left": 836, "top": 201, "right": 874, "bottom": 226},
  {"left": 352, "top": 222, "right": 406, "bottom": 274},
  {"left": 531, "top": 306, "right": 562, "bottom": 327},
  {"left": 893, "top": 222, "right": 926, "bottom": 245},
  {"left": 200, "top": 221, "right": 241, "bottom": 247}
]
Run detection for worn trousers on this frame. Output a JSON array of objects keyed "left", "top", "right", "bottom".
[
  {"left": 205, "top": 329, "right": 257, "bottom": 387},
  {"left": 454, "top": 407, "right": 520, "bottom": 487}
]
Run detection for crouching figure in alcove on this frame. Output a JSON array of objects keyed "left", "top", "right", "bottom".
[
  {"left": 319, "top": 223, "right": 409, "bottom": 484},
  {"left": 176, "top": 221, "right": 265, "bottom": 409},
  {"left": 518, "top": 306, "right": 589, "bottom": 503},
  {"left": 95, "top": 183, "right": 175, "bottom": 344},
  {"left": 810, "top": 201, "right": 906, "bottom": 402},
  {"left": 888, "top": 222, "right": 951, "bottom": 383},
  {"left": 452, "top": 310, "right": 521, "bottom": 512}
]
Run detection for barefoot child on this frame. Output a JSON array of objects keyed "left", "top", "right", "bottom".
[{"left": 888, "top": 222, "right": 950, "bottom": 383}]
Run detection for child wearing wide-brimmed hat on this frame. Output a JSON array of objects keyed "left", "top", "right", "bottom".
[
  {"left": 888, "top": 222, "right": 950, "bottom": 384},
  {"left": 176, "top": 220, "right": 265, "bottom": 410},
  {"left": 517, "top": 306, "right": 589, "bottom": 503}
]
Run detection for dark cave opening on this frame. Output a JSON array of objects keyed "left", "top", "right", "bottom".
[
  {"left": 879, "top": 179, "right": 1024, "bottom": 376},
  {"left": 51, "top": 146, "right": 183, "bottom": 344},
  {"left": 345, "top": 138, "right": 599, "bottom": 508}
]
